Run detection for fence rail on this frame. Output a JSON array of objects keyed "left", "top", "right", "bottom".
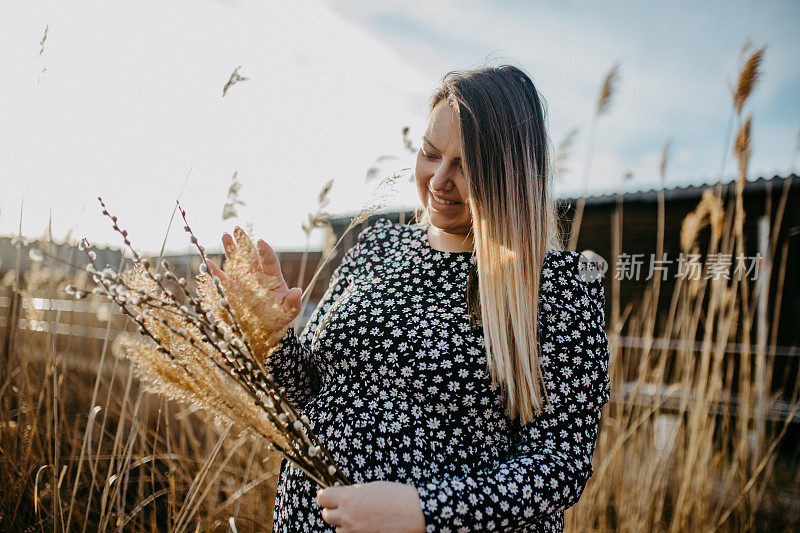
[{"left": 2, "top": 293, "right": 798, "bottom": 423}]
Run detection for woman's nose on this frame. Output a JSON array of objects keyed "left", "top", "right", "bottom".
[{"left": 429, "top": 165, "right": 454, "bottom": 191}]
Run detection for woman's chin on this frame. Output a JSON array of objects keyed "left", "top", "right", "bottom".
[{"left": 428, "top": 211, "right": 467, "bottom": 232}]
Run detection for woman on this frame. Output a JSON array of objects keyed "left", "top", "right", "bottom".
[{"left": 210, "top": 65, "right": 610, "bottom": 532}]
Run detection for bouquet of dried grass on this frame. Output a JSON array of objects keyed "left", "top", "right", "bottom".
[{"left": 64, "top": 198, "right": 349, "bottom": 488}]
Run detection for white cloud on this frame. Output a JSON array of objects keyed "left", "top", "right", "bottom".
[
  {"left": 2, "top": 0, "right": 798, "bottom": 254},
  {"left": 333, "top": 0, "right": 800, "bottom": 190},
  {"left": 0, "top": 0, "right": 431, "bottom": 253}
]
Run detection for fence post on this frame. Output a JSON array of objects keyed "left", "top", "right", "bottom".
[{"left": 753, "top": 215, "right": 769, "bottom": 466}]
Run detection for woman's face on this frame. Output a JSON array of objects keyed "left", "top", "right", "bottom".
[{"left": 415, "top": 100, "right": 472, "bottom": 237}]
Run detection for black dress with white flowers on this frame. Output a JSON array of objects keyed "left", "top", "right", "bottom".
[{"left": 266, "top": 217, "right": 610, "bottom": 532}]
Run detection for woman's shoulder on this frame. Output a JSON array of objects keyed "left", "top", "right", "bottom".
[
  {"left": 342, "top": 217, "right": 415, "bottom": 271},
  {"left": 351, "top": 216, "right": 403, "bottom": 249},
  {"left": 352, "top": 216, "right": 422, "bottom": 250},
  {"left": 540, "top": 249, "right": 606, "bottom": 325}
]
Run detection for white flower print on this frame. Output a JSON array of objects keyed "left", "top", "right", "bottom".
[{"left": 265, "top": 218, "right": 610, "bottom": 532}]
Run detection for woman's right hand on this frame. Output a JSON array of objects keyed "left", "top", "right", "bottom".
[{"left": 206, "top": 228, "right": 303, "bottom": 350}]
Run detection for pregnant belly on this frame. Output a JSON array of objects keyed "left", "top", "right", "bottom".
[{"left": 302, "top": 382, "right": 441, "bottom": 485}]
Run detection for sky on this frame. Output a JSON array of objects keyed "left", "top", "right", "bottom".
[{"left": 1, "top": 0, "right": 798, "bottom": 255}]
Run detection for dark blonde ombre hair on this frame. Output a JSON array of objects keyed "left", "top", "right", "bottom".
[{"left": 419, "top": 65, "right": 562, "bottom": 424}]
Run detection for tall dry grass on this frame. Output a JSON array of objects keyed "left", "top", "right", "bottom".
[
  {"left": 565, "top": 42, "right": 799, "bottom": 532},
  {"left": 565, "top": 171, "right": 799, "bottom": 532},
  {"left": 0, "top": 256, "right": 284, "bottom": 531},
  {"left": 1, "top": 43, "right": 798, "bottom": 532}
]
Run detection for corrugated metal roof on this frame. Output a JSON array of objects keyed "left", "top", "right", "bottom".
[
  {"left": 329, "top": 174, "right": 797, "bottom": 225},
  {"left": 568, "top": 174, "right": 797, "bottom": 206}
]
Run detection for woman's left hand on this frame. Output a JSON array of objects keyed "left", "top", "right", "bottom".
[{"left": 316, "top": 481, "right": 426, "bottom": 532}]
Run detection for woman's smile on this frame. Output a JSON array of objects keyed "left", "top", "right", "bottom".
[
  {"left": 415, "top": 99, "right": 474, "bottom": 252},
  {"left": 429, "top": 189, "right": 461, "bottom": 207}
]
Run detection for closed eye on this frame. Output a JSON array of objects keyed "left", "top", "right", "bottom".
[{"left": 420, "top": 148, "right": 437, "bottom": 160}]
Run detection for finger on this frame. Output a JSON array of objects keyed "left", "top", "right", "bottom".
[
  {"left": 206, "top": 258, "right": 232, "bottom": 288},
  {"left": 320, "top": 506, "right": 342, "bottom": 527},
  {"left": 221, "top": 233, "right": 236, "bottom": 261},
  {"left": 283, "top": 287, "right": 302, "bottom": 315},
  {"left": 233, "top": 226, "right": 262, "bottom": 273},
  {"left": 316, "top": 487, "right": 340, "bottom": 508},
  {"left": 256, "top": 239, "right": 284, "bottom": 279}
]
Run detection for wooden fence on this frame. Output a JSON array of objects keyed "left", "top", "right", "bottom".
[{"left": 2, "top": 287, "right": 798, "bottom": 423}]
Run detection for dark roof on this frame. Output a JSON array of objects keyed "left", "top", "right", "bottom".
[
  {"left": 570, "top": 174, "right": 797, "bottom": 206},
  {"left": 329, "top": 174, "right": 798, "bottom": 226}
]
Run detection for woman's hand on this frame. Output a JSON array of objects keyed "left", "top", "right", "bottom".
[
  {"left": 316, "top": 481, "right": 426, "bottom": 532},
  {"left": 206, "top": 228, "right": 302, "bottom": 358}
]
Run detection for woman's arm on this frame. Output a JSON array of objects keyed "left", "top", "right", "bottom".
[
  {"left": 415, "top": 251, "right": 611, "bottom": 531},
  {"left": 264, "top": 218, "right": 391, "bottom": 410}
]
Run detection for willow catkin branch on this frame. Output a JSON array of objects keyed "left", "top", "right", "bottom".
[{"left": 70, "top": 200, "right": 352, "bottom": 489}]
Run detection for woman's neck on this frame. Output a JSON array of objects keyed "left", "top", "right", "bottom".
[{"left": 427, "top": 224, "right": 474, "bottom": 253}]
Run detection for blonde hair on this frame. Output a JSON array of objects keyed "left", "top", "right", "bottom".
[{"left": 419, "top": 65, "right": 562, "bottom": 424}]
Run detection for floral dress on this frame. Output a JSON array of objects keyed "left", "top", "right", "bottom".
[{"left": 266, "top": 217, "right": 610, "bottom": 532}]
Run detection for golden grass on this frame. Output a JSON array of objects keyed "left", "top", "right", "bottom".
[
  {"left": 1, "top": 261, "right": 284, "bottom": 531},
  {"left": 1, "top": 39, "right": 797, "bottom": 532}
]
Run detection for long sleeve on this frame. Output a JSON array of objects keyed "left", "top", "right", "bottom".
[
  {"left": 415, "top": 251, "right": 611, "bottom": 531},
  {"left": 264, "top": 219, "right": 387, "bottom": 411}
]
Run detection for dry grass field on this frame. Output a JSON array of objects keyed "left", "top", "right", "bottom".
[{"left": 1, "top": 45, "right": 798, "bottom": 532}]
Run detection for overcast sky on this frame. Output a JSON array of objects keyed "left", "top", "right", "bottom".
[{"left": 1, "top": 0, "right": 798, "bottom": 255}]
